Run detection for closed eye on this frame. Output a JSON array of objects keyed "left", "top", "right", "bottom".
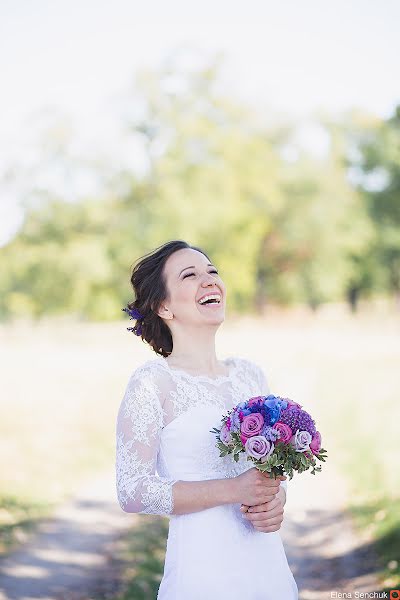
[{"left": 183, "top": 269, "right": 219, "bottom": 279}]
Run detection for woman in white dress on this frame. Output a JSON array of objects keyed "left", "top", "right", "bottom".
[{"left": 115, "top": 240, "right": 299, "bottom": 600}]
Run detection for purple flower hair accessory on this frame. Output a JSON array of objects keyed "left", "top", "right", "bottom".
[{"left": 122, "top": 306, "right": 144, "bottom": 336}]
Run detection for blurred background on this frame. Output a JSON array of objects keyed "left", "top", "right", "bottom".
[{"left": 0, "top": 1, "right": 399, "bottom": 599}]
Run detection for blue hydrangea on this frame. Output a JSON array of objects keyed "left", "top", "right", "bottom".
[
  {"left": 248, "top": 403, "right": 273, "bottom": 426},
  {"left": 241, "top": 408, "right": 252, "bottom": 417}
]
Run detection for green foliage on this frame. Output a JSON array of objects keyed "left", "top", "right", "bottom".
[
  {"left": 0, "top": 495, "right": 53, "bottom": 556},
  {"left": 348, "top": 105, "right": 400, "bottom": 297},
  {"left": 349, "top": 495, "right": 400, "bottom": 592},
  {"left": 1, "top": 61, "right": 398, "bottom": 320},
  {"left": 115, "top": 515, "right": 169, "bottom": 600}
]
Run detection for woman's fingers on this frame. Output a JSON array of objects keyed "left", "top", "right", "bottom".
[
  {"left": 243, "top": 497, "right": 284, "bottom": 524},
  {"left": 261, "top": 472, "right": 286, "bottom": 482},
  {"left": 254, "top": 523, "right": 282, "bottom": 533},
  {"left": 245, "top": 510, "right": 283, "bottom": 523},
  {"left": 250, "top": 513, "right": 284, "bottom": 530},
  {"left": 242, "top": 484, "right": 285, "bottom": 532},
  {"left": 246, "top": 498, "right": 279, "bottom": 513}
]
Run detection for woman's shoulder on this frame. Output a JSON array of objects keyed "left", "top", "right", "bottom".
[
  {"left": 127, "top": 355, "right": 265, "bottom": 382},
  {"left": 228, "top": 355, "right": 264, "bottom": 373},
  {"left": 126, "top": 356, "right": 170, "bottom": 383},
  {"left": 121, "top": 357, "right": 172, "bottom": 407},
  {"left": 126, "top": 356, "right": 187, "bottom": 392}
]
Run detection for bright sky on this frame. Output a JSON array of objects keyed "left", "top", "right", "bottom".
[{"left": 1, "top": 0, "right": 399, "bottom": 245}]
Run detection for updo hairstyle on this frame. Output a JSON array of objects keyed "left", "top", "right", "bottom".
[{"left": 124, "top": 239, "right": 211, "bottom": 357}]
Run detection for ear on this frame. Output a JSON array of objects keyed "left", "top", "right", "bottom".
[{"left": 156, "top": 304, "right": 173, "bottom": 320}]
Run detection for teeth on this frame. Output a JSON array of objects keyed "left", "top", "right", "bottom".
[{"left": 198, "top": 294, "right": 221, "bottom": 305}]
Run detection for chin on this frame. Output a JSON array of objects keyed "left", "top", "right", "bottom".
[
  {"left": 195, "top": 302, "right": 226, "bottom": 325},
  {"left": 205, "top": 314, "right": 225, "bottom": 326}
]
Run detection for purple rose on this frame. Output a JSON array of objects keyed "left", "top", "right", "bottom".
[
  {"left": 245, "top": 436, "right": 274, "bottom": 461},
  {"left": 240, "top": 413, "right": 264, "bottom": 445},
  {"left": 291, "top": 429, "right": 312, "bottom": 452}
]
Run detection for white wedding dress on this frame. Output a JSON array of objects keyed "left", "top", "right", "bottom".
[{"left": 115, "top": 355, "right": 298, "bottom": 600}]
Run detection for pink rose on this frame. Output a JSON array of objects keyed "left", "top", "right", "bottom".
[
  {"left": 310, "top": 431, "right": 322, "bottom": 455},
  {"left": 272, "top": 422, "right": 293, "bottom": 444},
  {"left": 240, "top": 413, "right": 264, "bottom": 446},
  {"left": 286, "top": 398, "right": 303, "bottom": 409},
  {"left": 248, "top": 396, "right": 264, "bottom": 407}
]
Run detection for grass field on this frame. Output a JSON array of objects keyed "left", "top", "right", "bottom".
[{"left": 0, "top": 305, "right": 399, "bottom": 588}]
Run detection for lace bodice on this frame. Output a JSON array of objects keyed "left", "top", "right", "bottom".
[{"left": 115, "top": 355, "right": 287, "bottom": 516}]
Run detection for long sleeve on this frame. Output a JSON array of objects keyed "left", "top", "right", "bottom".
[
  {"left": 115, "top": 365, "right": 179, "bottom": 515},
  {"left": 254, "top": 360, "right": 288, "bottom": 495}
]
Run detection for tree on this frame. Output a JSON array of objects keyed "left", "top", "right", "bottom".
[{"left": 350, "top": 105, "right": 400, "bottom": 306}]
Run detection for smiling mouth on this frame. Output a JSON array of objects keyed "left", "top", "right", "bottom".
[
  {"left": 199, "top": 301, "right": 221, "bottom": 307},
  {"left": 197, "top": 293, "right": 222, "bottom": 306}
]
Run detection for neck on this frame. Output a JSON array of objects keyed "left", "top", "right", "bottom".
[{"left": 166, "top": 323, "right": 222, "bottom": 374}]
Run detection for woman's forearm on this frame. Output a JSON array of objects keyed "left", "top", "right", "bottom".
[{"left": 171, "top": 478, "right": 238, "bottom": 515}]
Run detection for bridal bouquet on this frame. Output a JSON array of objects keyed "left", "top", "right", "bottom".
[{"left": 210, "top": 395, "right": 327, "bottom": 479}]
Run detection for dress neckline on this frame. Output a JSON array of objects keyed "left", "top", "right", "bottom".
[{"left": 157, "top": 356, "right": 235, "bottom": 384}]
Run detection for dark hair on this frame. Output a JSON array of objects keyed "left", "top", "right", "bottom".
[{"left": 124, "top": 240, "right": 212, "bottom": 357}]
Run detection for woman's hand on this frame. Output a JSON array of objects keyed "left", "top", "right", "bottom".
[
  {"left": 232, "top": 467, "right": 285, "bottom": 507},
  {"left": 240, "top": 485, "right": 286, "bottom": 533}
]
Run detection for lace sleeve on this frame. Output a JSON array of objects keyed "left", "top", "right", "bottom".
[
  {"left": 115, "top": 364, "right": 179, "bottom": 515},
  {"left": 254, "top": 360, "right": 288, "bottom": 495}
]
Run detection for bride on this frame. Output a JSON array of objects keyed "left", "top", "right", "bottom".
[{"left": 115, "top": 239, "right": 298, "bottom": 599}]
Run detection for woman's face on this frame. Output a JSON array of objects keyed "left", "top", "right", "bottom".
[{"left": 159, "top": 248, "right": 226, "bottom": 328}]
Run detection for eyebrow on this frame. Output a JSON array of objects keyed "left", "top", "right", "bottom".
[{"left": 179, "top": 263, "right": 214, "bottom": 276}]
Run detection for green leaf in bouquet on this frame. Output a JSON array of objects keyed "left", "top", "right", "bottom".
[
  {"left": 231, "top": 432, "right": 242, "bottom": 444},
  {"left": 210, "top": 427, "right": 220, "bottom": 434},
  {"left": 256, "top": 462, "right": 269, "bottom": 472},
  {"left": 300, "top": 454, "right": 308, "bottom": 466}
]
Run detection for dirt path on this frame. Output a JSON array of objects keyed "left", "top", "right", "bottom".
[
  {"left": 281, "top": 461, "right": 382, "bottom": 599},
  {"left": 0, "top": 469, "right": 133, "bottom": 600},
  {"left": 0, "top": 463, "right": 382, "bottom": 600}
]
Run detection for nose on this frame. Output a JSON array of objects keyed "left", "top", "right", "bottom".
[{"left": 201, "top": 275, "right": 217, "bottom": 288}]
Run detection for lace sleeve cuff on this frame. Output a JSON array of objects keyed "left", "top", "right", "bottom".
[{"left": 140, "top": 477, "right": 179, "bottom": 515}]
